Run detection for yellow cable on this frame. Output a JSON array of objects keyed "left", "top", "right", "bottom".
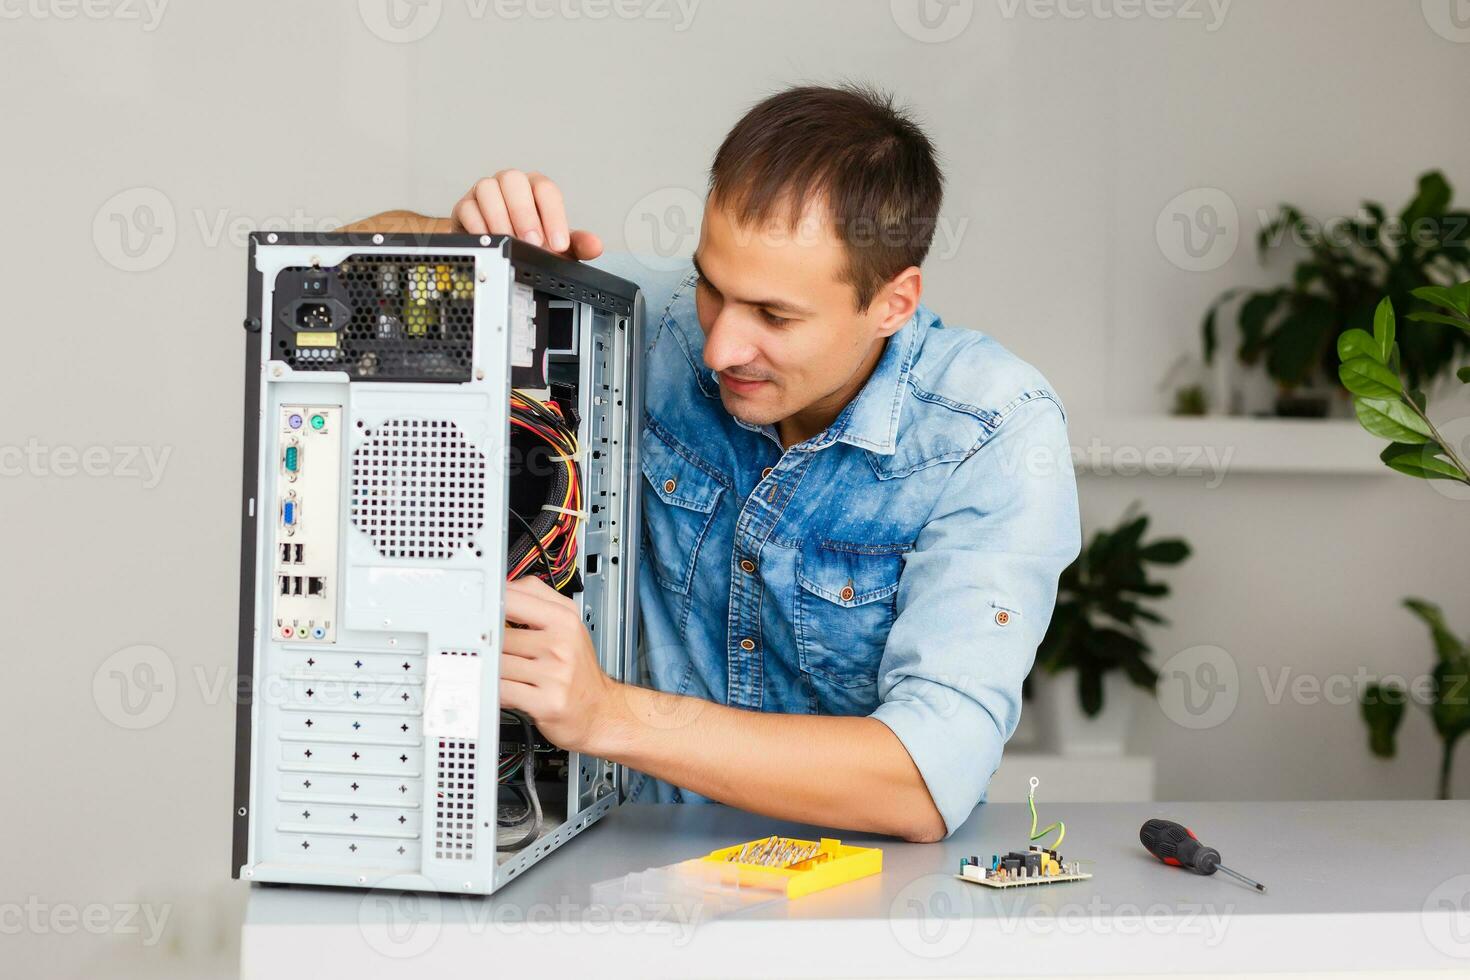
[{"left": 1028, "top": 776, "right": 1065, "bottom": 850}]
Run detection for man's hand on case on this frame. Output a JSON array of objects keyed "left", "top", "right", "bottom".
[{"left": 451, "top": 170, "right": 604, "bottom": 260}]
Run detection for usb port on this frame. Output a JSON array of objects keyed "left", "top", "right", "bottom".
[
  {"left": 293, "top": 543, "right": 304, "bottom": 564},
  {"left": 280, "top": 543, "right": 292, "bottom": 564},
  {"left": 279, "top": 575, "right": 291, "bottom": 596},
  {"left": 291, "top": 576, "right": 304, "bottom": 596},
  {"left": 307, "top": 576, "right": 326, "bottom": 598}
]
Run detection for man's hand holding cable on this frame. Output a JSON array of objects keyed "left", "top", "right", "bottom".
[{"left": 499, "top": 576, "right": 625, "bottom": 753}]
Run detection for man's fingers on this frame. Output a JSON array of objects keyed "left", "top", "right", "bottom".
[
  {"left": 507, "top": 575, "right": 579, "bottom": 611},
  {"left": 569, "top": 229, "right": 604, "bottom": 261},
  {"left": 503, "top": 578, "right": 571, "bottom": 629},
  {"left": 452, "top": 197, "right": 488, "bottom": 235},
  {"left": 496, "top": 169, "right": 545, "bottom": 247},
  {"left": 500, "top": 624, "right": 548, "bottom": 660},
  {"left": 529, "top": 174, "right": 571, "bottom": 253},
  {"left": 499, "top": 678, "right": 542, "bottom": 714},
  {"left": 471, "top": 178, "right": 514, "bottom": 236},
  {"left": 499, "top": 652, "right": 542, "bottom": 684}
]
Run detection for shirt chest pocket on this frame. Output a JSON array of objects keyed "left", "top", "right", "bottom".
[
  {"left": 639, "top": 425, "right": 727, "bottom": 596},
  {"left": 795, "top": 541, "right": 909, "bottom": 695}
]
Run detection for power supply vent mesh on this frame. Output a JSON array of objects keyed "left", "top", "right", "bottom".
[
  {"left": 350, "top": 419, "right": 487, "bottom": 559},
  {"left": 275, "top": 255, "right": 476, "bottom": 382}
]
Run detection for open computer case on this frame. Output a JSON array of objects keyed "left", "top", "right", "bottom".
[{"left": 231, "top": 232, "right": 643, "bottom": 895}]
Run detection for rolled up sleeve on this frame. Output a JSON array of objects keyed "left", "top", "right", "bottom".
[{"left": 870, "top": 395, "right": 1081, "bottom": 836}]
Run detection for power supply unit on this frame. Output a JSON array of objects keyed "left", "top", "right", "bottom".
[{"left": 231, "top": 232, "right": 644, "bottom": 895}]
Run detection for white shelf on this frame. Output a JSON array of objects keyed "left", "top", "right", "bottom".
[{"left": 1069, "top": 416, "right": 1391, "bottom": 477}]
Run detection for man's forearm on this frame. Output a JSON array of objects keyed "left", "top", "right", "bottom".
[
  {"left": 336, "top": 210, "right": 453, "bottom": 235},
  {"left": 592, "top": 683, "right": 947, "bottom": 842}
]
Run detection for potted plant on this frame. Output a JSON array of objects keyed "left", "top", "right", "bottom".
[
  {"left": 1026, "top": 509, "right": 1191, "bottom": 756},
  {"left": 1202, "top": 171, "right": 1470, "bottom": 416},
  {"left": 1360, "top": 600, "right": 1470, "bottom": 800},
  {"left": 1336, "top": 278, "right": 1470, "bottom": 798}
]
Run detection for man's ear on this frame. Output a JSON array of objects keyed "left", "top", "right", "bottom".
[{"left": 875, "top": 266, "right": 922, "bottom": 338}]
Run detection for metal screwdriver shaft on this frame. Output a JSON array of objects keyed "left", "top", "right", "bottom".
[
  {"left": 1214, "top": 863, "right": 1267, "bottom": 893},
  {"left": 1139, "top": 819, "right": 1267, "bottom": 893}
]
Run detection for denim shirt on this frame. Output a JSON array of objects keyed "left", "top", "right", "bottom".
[{"left": 595, "top": 259, "right": 1081, "bottom": 836}]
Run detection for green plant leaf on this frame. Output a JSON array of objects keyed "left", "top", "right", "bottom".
[
  {"left": 1091, "top": 628, "right": 1149, "bottom": 664},
  {"left": 1138, "top": 539, "right": 1191, "bottom": 564},
  {"left": 1400, "top": 171, "right": 1452, "bottom": 229},
  {"left": 1407, "top": 388, "right": 1428, "bottom": 412},
  {"left": 1404, "top": 598, "right": 1466, "bottom": 662},
  {"left": 1354, "top": 397, "right": 1433, "bottom": 444},
  {"left": 1267, "top": 300, "right": 1333, "bottom": 385},
  {"left": 1430, "top": 662, "right": 1470, "bottom": 746},
  {"left": 1380, "top": 442, "right": 1468, "bottom": 481},
  {"left": 1459, "top": 367, "right": 1470, "bottom": 385},
  {"left": 1202, "top": 289, "right": 1242, "bottom": 364},
  {"left": 1100, "top": 598, "right": 1166, "bottom": 626},
  {"left": 1360, "top": 683, "right": 1406, "bottom": 758},
  {"left": 1239, "top": 292, "right": 1285, "bottom": 357},
  {"left": 1123, "top": 656, "right": 1160, "bottom": 691},
  {"left": 1411, "top": 284, "right": 1470, "bottom": 317},
  {"left": 1372, "top": 297, "right": 1396, "bottom": 361},
  {"left": 1339, "top": 357, "right": 1402, "bottom": 399},
  {"left": 1078, "top": 666, "right": 1104, "bottom": 718},
  {"left": 1406, "top": 311, "right": 1470, "bottom": 334},
  {"left": 1336, "top": 328, "right": 1382, "bottom": 365}
]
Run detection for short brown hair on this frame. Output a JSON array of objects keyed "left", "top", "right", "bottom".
[{"left": 708, "top": 83, "right": 945, "bottom": 311}]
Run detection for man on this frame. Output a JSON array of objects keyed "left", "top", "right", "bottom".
[{"left": 346, "top": 84, "right": 1080, "bottom": 842}]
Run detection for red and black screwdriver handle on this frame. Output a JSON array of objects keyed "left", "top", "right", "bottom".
[{"left": 1140, "top": 818, "right": 1222, "bottom": 875}]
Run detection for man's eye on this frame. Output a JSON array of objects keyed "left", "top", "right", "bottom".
[{"left": 760, "top": 309, "right": 790, "bottom": 327}]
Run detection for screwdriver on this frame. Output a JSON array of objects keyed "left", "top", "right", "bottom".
[{"left": 1139, "top": 818, "right": 1267, "bottom": 893}]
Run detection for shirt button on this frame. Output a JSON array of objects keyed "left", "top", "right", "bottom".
[
  {"left": 839, "top": 585, "right": 855, "bottom": 602},
  {"left": 994, "top": 610, "right": 1010, "bottom": 626},
  {"left": 761, "top": 467, "right": 773, "bottom": 479},
  {"left": 739, "top": 638, "right": 755, "bottom": 651},
  {"left": 663, "top": 478, "right": 677, "bottom": 494},
  {"left": 739, "top": 559, "right": 756, "bottom": 574}
]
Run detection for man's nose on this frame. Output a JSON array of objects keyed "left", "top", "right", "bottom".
[{"left": 702, "top": 309, "right": 758, "bottom": 374}]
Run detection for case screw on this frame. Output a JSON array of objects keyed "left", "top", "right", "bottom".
[
  {"left": 237, "top": 806, "right": 247, "bottom": 816},
  {"left": 266, "top": 233, "right": 278, "bottom": 244},
  {"left": 372, "top": 234, "right": 384, "bottom": 245},
  {"left": 242, "top": 317, "right": 261, "bottom": 333}
]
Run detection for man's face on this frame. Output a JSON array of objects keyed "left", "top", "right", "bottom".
[{"left": 692, "top": 197, "right": 901, "bottom": 430}]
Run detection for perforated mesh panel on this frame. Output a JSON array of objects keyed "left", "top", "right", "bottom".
[
  {"left": 350, "top": 419, "right": 488, "bottom": 560},
  {"left": 274, "top": 255, "right": 476, "bottom": 382},
  {"left": 434, "top": 651, "right": 478, "bottom": 861}
]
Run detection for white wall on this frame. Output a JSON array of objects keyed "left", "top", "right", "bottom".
[{"left": 2, "top": 2, "right": 1468, "bottom": 977}]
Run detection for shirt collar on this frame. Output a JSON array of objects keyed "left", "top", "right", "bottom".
[{"left": 711, "top": 306, "right": 926, "bottom": 456}]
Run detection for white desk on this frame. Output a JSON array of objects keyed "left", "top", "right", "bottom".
[{"left": 242, "top": 800, "right": 1470, "bottom": 977}]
